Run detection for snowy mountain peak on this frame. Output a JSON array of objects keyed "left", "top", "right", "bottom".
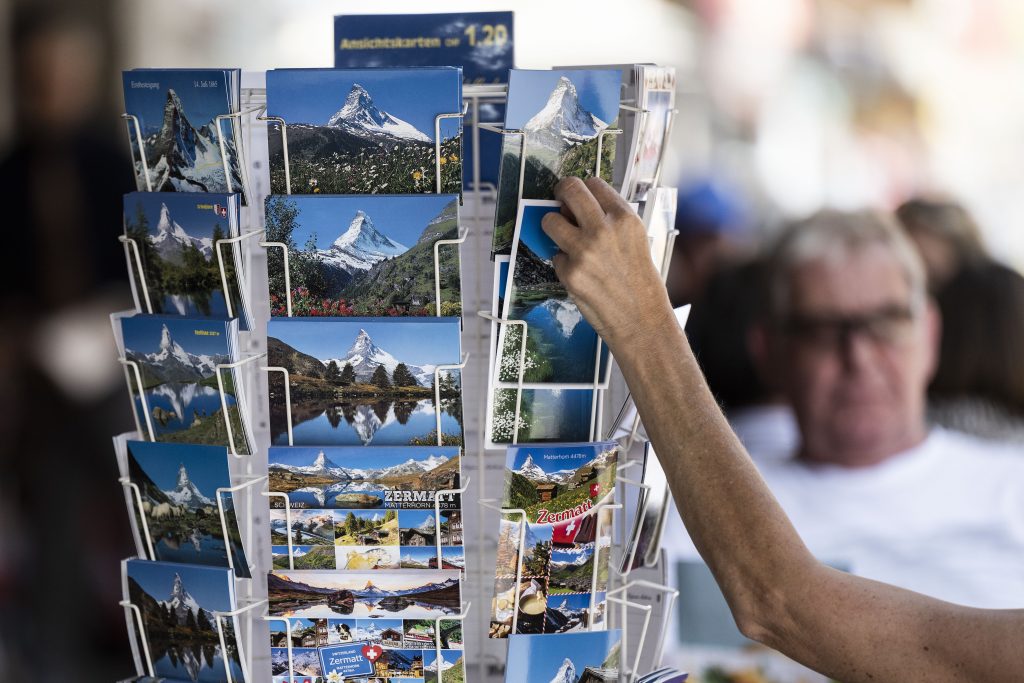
[
  {"left": 326, "top": 83, "right": 431, "bottom": 143},
  {"left": 515, "top": 455, "right": 549, "bottom": 482},
  {"left": 330, "top": 211, "right": 407, "bottom": 260},
  {"left": 524, "top": 76, "right": 607, "bottom": 143},
  {"left": 176, "top": 462, "right": 190, "bottom": 488},
  {"left": 418, "top": 516, "right": 436, "bottom": 531},
  {"left": 549, "top": 657, "right": 577, "bottom": 683},
  {"left": 150, "top": 202, "right": 214, "bottom": 260},
  {"left": 159, "top": 324, "right": 174, "bottom": 352},
  {"left": 165, "top": 463, "right": 215, "bottom": 508},
  {"left": 313, "top": 450, "right": 334, "bottom": 470},
  {"left": 162, "top": 572, "right": 205, "bottom": 626}
]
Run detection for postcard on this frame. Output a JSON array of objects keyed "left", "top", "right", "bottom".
[
  {"left": 269, "top": 615, "right": 465, "bottom": 682},
  {"left": 117, "top": 440, "right": 250, "bottom": 578},
  {"left": 264, "top": 194, "right": 462, "bottom": 317},
  {"left": 265, "top": 68, "right": 463, "bottom": 195},
  {"left": 122, "top": 69, "right": 246, "bottom": 200},
  {"left": 491, "top": 68, "right": 622, "bottom": 255},
  {"left": 490, "top": 442, "right": 618, "bottom": 638},
  {"left": 123, "top": 192, "right": 251, "bottom": 330},
  {"left": 504, "top": 630, "right": 622, "bottom": 682},
  {"left": 485, "top": 257, "right": 598, "bottom": 446},
  {"left": 625, "top": 66, "right": 677, "bottom": 202},
  {"left": 268, "top": 446, "right": 463, "bottom": 573},
  {"left": 117, "top": 314, "right": 252, "bottom": 454},
  {"left": 497, "top": 200, "right": 610, "bottom": 386},
  {"left": 268, "top": 570, "right": 462, "bottom": 620},
  {"left": 123, "top": 559, "right": 244, "bottom": 682},
  {"left": 267, "top": 317, "right": 463, "bottom": 447}
]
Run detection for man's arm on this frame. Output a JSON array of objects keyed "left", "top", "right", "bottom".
[{"left": 541, "top": 176, "right": 1024, "bottom": 683}]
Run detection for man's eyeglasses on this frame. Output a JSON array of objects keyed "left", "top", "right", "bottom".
[{"left": 782, "top": 304, "right": 918, "bottom": 350}]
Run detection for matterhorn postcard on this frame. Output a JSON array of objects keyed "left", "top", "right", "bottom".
[
  {"left": 504, "top": 630, "right": 621, "bottom": 683},
  {"left": 122, "top": 559, "right": 244, "bottom": 683},
  {"left": 116, "top": 315, "right": 252, "bottom": 454},
  {"left": 268, "top": 570, "right": 462, "bottom": 620},
  {"left": 265, "top": 68, "right": 463, "bottom": 195},
  {"left": 123, "top": 192, "right": 252, "bottom": 329},
  {"left": 119, "top": 440, "right": 250, "bottom": 577},
  {"left": 264, "top": 194, "right": 462, "bottom": 317},
  {"left": 491, "top": 68, "right": 622, "bottom": 255},
  {"left": 268, "top": 616, "right": 465, "bottom": 683},
  {"left": 122, "top": 69, "right": 247, "bottom": 200},
  {"left": 266, "top": 317, "right": 463, "bottom": 447}
]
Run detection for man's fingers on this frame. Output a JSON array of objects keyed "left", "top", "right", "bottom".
[
  {"left": 554, "top": 176, "right": 605, "bottom": 229},
  {"left": 541, "top": 211, "right": 583, "bottom": 255},
  {"left": 584, "top": 176, "right": 631, "bottom": 217}
]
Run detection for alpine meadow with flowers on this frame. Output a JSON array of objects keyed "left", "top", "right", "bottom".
[{"left": 265, "top": 69, "right": 463, "bottom": 196}]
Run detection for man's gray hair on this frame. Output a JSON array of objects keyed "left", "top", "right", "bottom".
[{"left": 766, "top": 209, "right": 928, "bottom": 323}]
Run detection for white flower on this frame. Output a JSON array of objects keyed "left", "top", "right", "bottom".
[{"left": 326, "top": 671, "right": 342, "bottom": 683}]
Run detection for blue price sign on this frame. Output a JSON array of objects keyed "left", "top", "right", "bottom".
[{"left": 334, "top": 12, "right": 515, "bottom": 84}]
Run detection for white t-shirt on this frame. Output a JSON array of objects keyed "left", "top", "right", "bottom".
[{"left": 664, "top": 427, "right": 1024, "bottom": 609}]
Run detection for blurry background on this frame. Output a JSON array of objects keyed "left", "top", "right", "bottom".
[{"left": 0, "top": 0, "right": 1022, "bottom": 680}]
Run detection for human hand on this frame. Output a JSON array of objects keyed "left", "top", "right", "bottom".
[{"left": 541, "top": 176, "right": 675, "bottom": 350}]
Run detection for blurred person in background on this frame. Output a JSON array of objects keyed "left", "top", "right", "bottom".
[
  {"left": 741, "top": 209, "right": 1024, "bottom": 607},
  {"left": 0, "top": 3, "right": 135, "bottom": 680},
  {"left": 895, "top": 197, "right": 987, "bottom": 293},
  {"left": 927, "top": 259, "right": 1024, "bottom": 442}
]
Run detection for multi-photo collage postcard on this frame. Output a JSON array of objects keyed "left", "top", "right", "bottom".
[
  {"left": 267, "top": 317, "right": 463, "bottom": 447},
  {"left": 116, "top": 439, "right": 250, "bottom": 578},
  {"left": 265, "top": 68, "right": 463, "bottom": 195},
  {"left": 123, "top": 192, "right": 251, "bottom": 329},
  {"left": 491, "top": 68, "right": 622, "bottom": 256},
  {"left": 123, "top": 559, "right": 244, "bottom": 683},
  {"left": 269, "top": 615, "right": 465, "bottom": 682},
  {"left": 122, "top": 69, "right": 246, "bottom": 201},
  {"left": 267, "top": 446, "right": 463, "bottom": 572},
  {"left": 490, "top": 442, "right": 619, "bottom": 638},
  {"left": 115, "top": 314, "right": 252, "bottom": 454},
  {"left": 264, "top": 194, "right": 462, "bottom": 317}
]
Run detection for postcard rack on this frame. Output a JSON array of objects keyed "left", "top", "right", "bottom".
[{"left": 111, "top": 65, "right": 682, "bottom": 683}]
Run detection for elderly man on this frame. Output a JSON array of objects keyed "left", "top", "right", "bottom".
[{"left": 668, "top": 209, "right": 1024, "bottom": 609}]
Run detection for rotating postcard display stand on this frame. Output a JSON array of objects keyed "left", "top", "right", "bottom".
[{"left": 113, "top": 71, "right": 682, "bottom": 683}]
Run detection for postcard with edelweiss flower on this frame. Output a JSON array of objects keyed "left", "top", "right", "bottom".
[{"left": 265, "top": 68, "right": 463, "bottom": 195}]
